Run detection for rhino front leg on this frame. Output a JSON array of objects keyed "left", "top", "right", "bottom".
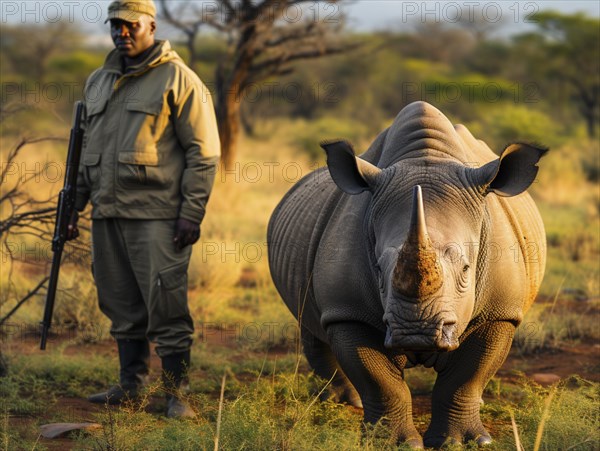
[
  {"left": 327, "top": 322, "right": 423, "bottom": 448},
  {"left": 425, "top": 320, "right": 516, "bottom": 448},
  {"left": 301, "top": 326, "right": 362, "bottom": 407}
]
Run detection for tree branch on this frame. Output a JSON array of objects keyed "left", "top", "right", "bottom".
[
  {"left": 0, "top": 276, "right": 49, "bottom": 326},
  {"left": 0, "top": 207, "right": 55, "bottom": 236},
  {"left": 250, "top": 42, "right": 359, "bottom": 76}
]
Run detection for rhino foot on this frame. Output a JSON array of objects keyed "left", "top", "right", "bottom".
[
  {"left": 361, "top": 421, "right": 423, "bottom": 449},
  {"left": 423, "top": 428, "right": 492, "bottom": 448},
  {"left": 320, "top": 384, "right": 363, "bottom": 409},
  {"left": 404, "top": 436, "right": 425, "bottom": 449}
]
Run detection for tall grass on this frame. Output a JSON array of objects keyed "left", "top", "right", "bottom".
[{"left": 513, "top": 299, "right": 600, "bottom": 355}]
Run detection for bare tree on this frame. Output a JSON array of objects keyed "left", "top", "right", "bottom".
[
  {"left": 158, "top": 0, "right": 357, "bottom": 168},
  {"left": 0, "top": 22, "right": 79, "bottom": 82},
  {"left": 0, "top": 129, "right": 90, "bottom": 335},
  {"left": 1, "top": 137, "right": 59, "bottom": 328},
  {"left": 0, "top": 135, "right": 56, "bottom": 375}
]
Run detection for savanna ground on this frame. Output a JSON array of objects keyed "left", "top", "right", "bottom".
[{"left": 1, "top": 121, "right": 599, "bottom": 450}]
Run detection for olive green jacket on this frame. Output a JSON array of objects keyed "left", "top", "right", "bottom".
[{"left": 75, "top": 40, "right": 220, "bottom": 224}]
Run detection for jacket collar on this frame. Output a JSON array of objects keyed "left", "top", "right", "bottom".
[{"left": 103, "top": 40, "right": 177, "bottom": 75}]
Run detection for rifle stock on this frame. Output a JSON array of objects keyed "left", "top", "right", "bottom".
[{"left": 40, "top": 101, "right": 84, "bottom": 350}]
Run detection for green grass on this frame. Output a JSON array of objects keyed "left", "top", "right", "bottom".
[
  {"left": 1, "top": 346, "right": 598, "bottom": 450},
  {"left": 485, "top": 377, "right": 600, "bottom": 451},
  {"left": 514, "top": 298, "right": 600, "bottom": 355},
  {"left": 3, "top": 351, "right": 117, "bottom": 400}
]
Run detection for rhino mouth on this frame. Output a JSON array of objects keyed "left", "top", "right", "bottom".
[{"left": 384, "top": 319, "right": 459, "bottom": 352}]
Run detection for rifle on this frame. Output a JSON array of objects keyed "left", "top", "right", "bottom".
[{"left": 40, "top": 101, "right": 84, "bottom": 350}]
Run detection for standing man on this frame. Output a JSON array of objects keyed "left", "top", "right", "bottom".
[{"left": 68, "top": 0, "right": 220, "bottom": 418}]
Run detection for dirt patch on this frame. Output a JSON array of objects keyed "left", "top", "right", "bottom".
[
  {"left": 501, "top": 342, "right": 600, "bottom": 383},
  {"left": 8, "top": 396, "right": 107, "bottom": 451}
]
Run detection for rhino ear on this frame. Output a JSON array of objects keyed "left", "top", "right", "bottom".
[
  {"left": 475, "top": 143, "right": 549, "bottom": 197},
  {"left": 320, "top": 139, "right": 382, "bottom": 194}
]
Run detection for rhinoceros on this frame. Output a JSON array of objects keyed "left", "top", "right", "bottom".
[{"left": 267, "top": 102, "right": 547, "bottom": 448}]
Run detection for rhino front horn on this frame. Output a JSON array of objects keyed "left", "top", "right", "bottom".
[{"left": 393, "top": 186, "right": 443, "bottom": 299}]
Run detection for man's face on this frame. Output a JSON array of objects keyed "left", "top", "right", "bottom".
[{"left": 110, "top": 16, "right": 155, "bottom": 58}]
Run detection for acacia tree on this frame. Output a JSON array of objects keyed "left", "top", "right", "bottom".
[
  {"left": 531, "top": 12, "right": 600, "bottom": 138},
  {"left": 158, "top": 0, "right": 356, "bottom": 168}
]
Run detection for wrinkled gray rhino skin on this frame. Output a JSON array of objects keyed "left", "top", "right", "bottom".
[{"left": 267, "top": 102, "right": 547, "bottom": 448}]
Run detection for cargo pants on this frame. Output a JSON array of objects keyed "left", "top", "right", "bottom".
[{"left": 91, "top": 218, "right": 194, "bottom": 357}]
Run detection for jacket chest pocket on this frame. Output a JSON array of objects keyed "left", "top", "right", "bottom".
[
  {"left": 81, "top": 98, "right": 107, "bottom": 188},
  {"left": 117, "top": 100, "right": 170, "bottom": 189},
  {"left": 83, "top": 97, "right": 108, "bottom": 156},
  {"left": 121, "top": 100, "right": 168, "bottom": 164}
]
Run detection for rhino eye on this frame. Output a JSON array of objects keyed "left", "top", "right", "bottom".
[{"left": 457, "top": 263, "right": 470, "bottom": 292}]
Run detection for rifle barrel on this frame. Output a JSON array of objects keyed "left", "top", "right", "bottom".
[{"left": 39, "top": 101, "right": 84, "bottom": 350}]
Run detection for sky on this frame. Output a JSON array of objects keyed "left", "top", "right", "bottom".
[
  {"left": 1, "top": 1, "right": 598, "bottom": 42},
  {"left": 344, "top": 1, "right": 600, "bottom": 32}
]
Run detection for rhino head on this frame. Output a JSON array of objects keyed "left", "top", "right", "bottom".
[{"left": 321, "top": 137, "right": 547, "bottom": 353}]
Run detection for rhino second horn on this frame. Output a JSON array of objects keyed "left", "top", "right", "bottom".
[{"left": 392, "top": 186, "right": 443, "bottom": 299}]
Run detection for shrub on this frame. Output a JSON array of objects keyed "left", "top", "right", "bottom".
[
  {"left": 468, "top": 105, "right": 564, "bottom": 151},
  {"left": 292, "top": 117, "right": 370, "bottom": 162}
]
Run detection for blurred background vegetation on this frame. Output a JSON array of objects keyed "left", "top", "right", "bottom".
[
  {"left": 1, "top": 7, "right": 598, "bottom": 322},
  {"left": 0, "top": 4, "right": 599, "bottom": 449}
]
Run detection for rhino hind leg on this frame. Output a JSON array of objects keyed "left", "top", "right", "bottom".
[
  {"left": 301, "top": 326, "right": 362, "bottom": 408},
  {"left": 425, "top": 320, "right": 516, "bottom": 448},
  {"left": 326, "top": 322, "right": 423, "bottom": 449}
]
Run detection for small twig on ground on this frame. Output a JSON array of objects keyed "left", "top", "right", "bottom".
[
  {"left": 214, "top": 372, "right": 227, "bottom": 451},
  {"left": 510, "top": 410, "right": 524, "bottom": 451},
  {"left": 533, "top": 385, "right": 558, "bottom": 451},
  {"left": 292, "top": 370, "right": 336, "bottom": 427}
]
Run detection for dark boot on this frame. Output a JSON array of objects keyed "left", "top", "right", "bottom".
[
  {"left": 88, "top": 339, "right": 150, "bottom": 405},
  {"left": 161, "top": 350, "right": 196, "bottom": 418}
]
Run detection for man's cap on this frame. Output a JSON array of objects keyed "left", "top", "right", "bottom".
[{"left": 105, "top": 0, "right": 156, "bottom": 23}]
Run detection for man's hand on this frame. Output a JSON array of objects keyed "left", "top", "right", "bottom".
[
  {"left": 174, "top": 218, "right": 200, "bottom": 250},
  {"left": 67, "top": 211, "right": 80, "bottom": 240}
]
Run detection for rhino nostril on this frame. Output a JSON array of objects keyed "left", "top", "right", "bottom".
[
  {"left": 442, "top": 321, "right": 456, "bottom": 334},
  {"left": 440, "top": 321, "right": 458, "bottom": 350}
]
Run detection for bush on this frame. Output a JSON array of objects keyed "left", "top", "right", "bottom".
[
  {"left": 467, "top": 105, "right": 564, "bottom": 151},
  {"left": 514, "top": 301, "right": 600, "bottom": 354},
  {"left": 292, "top": 117, "right": 370, "bottom": 161},
  {"left": 508, "top": 378, "right": 599, "bottom": 451}
]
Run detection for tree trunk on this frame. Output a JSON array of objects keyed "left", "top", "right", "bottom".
[
  {"left": 0, "top": 351, "right": 7, "bottom": 377},
  {"left": 586, "top": 116, "right": 596, "bottom": 138},
  {"left": 187, "top": 34, "right": 198, "bottom": 70},
  {"left": 216, "top": 92, "right": 242, "bottom": 170},
  {"left": 240, "top": 104, "right": 256, "bottom": 137},
  {"left": 584, "top": 109, "right": 597, "bottom": 138}
]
